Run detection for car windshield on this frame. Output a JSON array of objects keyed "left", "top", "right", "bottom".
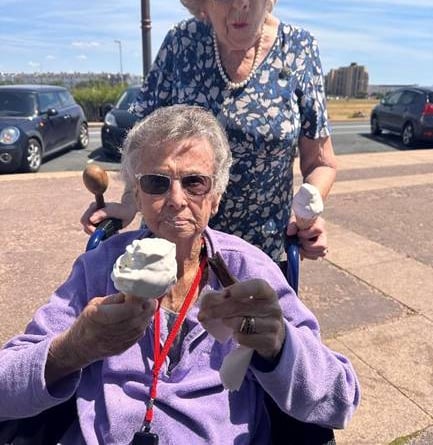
[
  {"left": 0, "top": 91, "right": 37, "bottom": 117},
  {"left": 116, "top": 88, "right": 140, "bottom": 110}
]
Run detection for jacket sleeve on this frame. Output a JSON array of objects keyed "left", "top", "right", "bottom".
[
  {"left": 251, "top": 264, "right": 360, "bottom": 429},
  {"left": 0, "top": 257, "right": 89, "bottom": 420},
  {"left": 223, "top": 241, "right": 360, "bottom": 429}
]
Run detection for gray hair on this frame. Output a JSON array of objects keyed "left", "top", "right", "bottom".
[
  {"left": 121, "top": 104, "right": 232, "bottom": 195},
  {"left": 180, "top": 0, "right": 276, "bottom": 20}
]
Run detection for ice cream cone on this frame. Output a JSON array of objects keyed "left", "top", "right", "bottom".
[
  {"left": 295, "top": 215, "right": 318, "bottom": 230},
  {"left": 292, "top": 184, "right": 323, "bottom": 230}
]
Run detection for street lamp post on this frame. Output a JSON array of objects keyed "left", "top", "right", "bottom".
[
  {"left": 140, "top": 0, "right": 152, "bottom": 78},
  {"left": 114, "top": 39, "right": 124, "bottom": 84}
]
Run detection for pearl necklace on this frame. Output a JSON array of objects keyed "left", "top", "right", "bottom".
[{"left": 213, "top": 28, "right": 264, "bottom": 90}]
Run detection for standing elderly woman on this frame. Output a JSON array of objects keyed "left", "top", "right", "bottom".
[
  {"left": 1, "top": 105, "right": 358, "bottom": 445},
  {"left": 82, "top": 0, "right": 337, "bottom": 264}
]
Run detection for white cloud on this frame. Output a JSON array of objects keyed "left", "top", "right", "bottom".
[{"left": 72, "top": 41, "right": 100, "bottom": 48}]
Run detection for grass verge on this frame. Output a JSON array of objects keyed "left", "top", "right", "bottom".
[{"left": 327, "top": 99, "right": 379, "bottom": 121}]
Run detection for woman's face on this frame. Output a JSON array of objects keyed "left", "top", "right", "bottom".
[
  {"left": 135, "top": 137, "right": 221, "bottom": 244},
  {"left": 204, "top": 0, "right": 269, "bottom": 51}
]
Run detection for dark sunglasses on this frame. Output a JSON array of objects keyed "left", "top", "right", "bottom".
[{"left": 135, "top": 173, "right": 213, "bottom": 196}]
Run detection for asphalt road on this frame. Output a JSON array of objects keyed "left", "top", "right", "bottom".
[{"left": 38, "top": 121, "right": 433, "bottom": 173}]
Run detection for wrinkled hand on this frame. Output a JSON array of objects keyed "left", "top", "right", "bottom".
[
  {"left": 286, "top": 215, "right": 328, "bottom": 260},
  {"left": 69, "top": 293, "right": 156, "bottom": 363},
  {"left": 80, "top": 201, "right": 136, "bottom": 234},
  {"left": 198, "top": 279, "right": 285, "bottom": 360},
  {"left": 46, "top": 294, "right": 157, "bottom": 385}
]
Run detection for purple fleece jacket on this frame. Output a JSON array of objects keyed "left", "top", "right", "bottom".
[{"left": 0, "top": 228, "right": 360, "bottom": 444}]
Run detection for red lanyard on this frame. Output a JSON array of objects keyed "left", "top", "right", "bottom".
[{"left": 143, "top": 253, "right": 207, "bottom": 431}]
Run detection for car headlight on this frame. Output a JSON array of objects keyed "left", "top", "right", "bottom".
[
  {"left": 0, "top": 127, "right": 20, "bottom": 144},
  {"left": 104, "top": 112, "right": 118, "bottom": 127}
]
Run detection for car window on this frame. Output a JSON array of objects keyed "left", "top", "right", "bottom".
[
  {"left": 58, "top": 90, "right": 76, "bottom": 107},
  {"left": 385, "top": 91, "right": 403, "bottom": 105},
  {"left": 0, "top": 91, "right": 37, "bottom": 117},
  {"left": 116, "top": 88, "right": 140, "bottom": 110},
  {"left": 38, "top": 92, "right": 62, "bottom": 112},
  {"left": 399, "top": 91, "right": 418, "bottom": 106},
  {"left": 428, "top": 92, "right": 433, "bottom": 103}
]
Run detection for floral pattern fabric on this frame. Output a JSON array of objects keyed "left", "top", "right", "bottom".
[{"left": 130, "top": 18, "right": 330, "bottom": 261}]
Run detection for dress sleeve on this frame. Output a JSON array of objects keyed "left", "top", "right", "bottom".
[
  {"left": 129, "top": 27, "right": 176, "bottom": 118},
  {"left": 296, "top": 31, "right": 331, "bottom": 139}
]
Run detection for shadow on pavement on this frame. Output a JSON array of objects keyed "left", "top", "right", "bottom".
[
  {"left": 87, "top": 146, "right": 121, "bottom": 170},
  {"left": 361, "top": 132, "right": 433, "bottom": 151}
]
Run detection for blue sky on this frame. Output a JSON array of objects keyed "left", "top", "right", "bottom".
[{"left": 1, "top": 0, "right": 432, "bottom": 85}]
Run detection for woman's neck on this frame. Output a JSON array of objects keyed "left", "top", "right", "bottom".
[
  {"left": 175, "top": 237, "right": 203, "bottom": 274},
  {"left": 218, "top": 14, "right": 279, "bottom": 67},
  {"left": 161, "top": 237, "right": 205, "bottom": 313},
  {"left": 216, "top": 14, "right": 279, "bottom": 84}
]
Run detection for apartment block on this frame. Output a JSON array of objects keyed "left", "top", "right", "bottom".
[{"left": 325, "top": 62, "right": 369, "bottom": 98}]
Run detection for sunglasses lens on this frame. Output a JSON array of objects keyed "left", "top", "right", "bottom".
[
  {"left": 140, "top": 175, "right": 170, "bottom": 194},
  {"left": 181, "top": 175, "right": 212, "bottom": 195},
  {"left": 138, "top": 174, "right": 212, "bottom": 196}
]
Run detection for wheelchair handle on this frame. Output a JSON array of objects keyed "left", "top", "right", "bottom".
[
  {"left": 86, "top": 218, "right": 123, "bottom": 251},
  {"left": 285, "top": 235, "right": 300, "bottom": 294}
]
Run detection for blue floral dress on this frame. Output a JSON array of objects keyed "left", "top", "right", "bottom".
[{"left": 130, "top": 18, "right": 330, "bottom": 261}]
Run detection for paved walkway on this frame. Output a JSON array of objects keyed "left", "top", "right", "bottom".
[{"left": 1, "top": 149, "right": 433, "bottom": 444}]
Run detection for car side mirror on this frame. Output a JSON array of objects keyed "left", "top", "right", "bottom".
[
  {"left": 100, "top": 103, "right": 114, "bottom": 119},
  {"left": 46, "top": 108, "right": 58, "bottom": 117}
]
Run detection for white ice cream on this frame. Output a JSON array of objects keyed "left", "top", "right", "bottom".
[
  {"left": 292, "top": 183, "right": 324, "bottom": 228},
  {"left": 111, "top": 238, "right": 177, "bottom": 299}
]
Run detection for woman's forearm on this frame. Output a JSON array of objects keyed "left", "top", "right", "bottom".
[
  {"left": 45, "top": 330, "right": 90, "bottom": 386},
  {"left": 304, "top": 165, "right": 336, "bottom": 200},
  {"left": 299, "top": 135, "right": 337, "bottom": 200},
  {"left": 121, "top": 185, "right": 137, "bottom": 209}
]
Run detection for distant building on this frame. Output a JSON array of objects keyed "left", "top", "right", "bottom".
[
  {"left": 325, "top": 63, "right": 369, "bottom": 98},
  {"left": 0, "top": 72, "right": 143, "bottom": 88}
]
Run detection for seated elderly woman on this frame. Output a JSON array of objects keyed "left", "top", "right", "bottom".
[{"left": 0, "top": 104, "right": 360, "bottom": 445}]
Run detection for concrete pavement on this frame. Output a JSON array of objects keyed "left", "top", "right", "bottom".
[{"left": 1, "top": 149, "right": 433, "bottom": 444}]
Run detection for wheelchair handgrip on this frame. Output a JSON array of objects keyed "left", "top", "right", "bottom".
[
  {"left": 85, "top": 218, "right": 123, "bottom": 251},
  {"left": 285, "top": 235, "right": 300, "bottom": 294}
]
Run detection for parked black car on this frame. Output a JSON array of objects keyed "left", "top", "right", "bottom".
[
  {"left": 0, "top": 85, "right": 88, "bottom": 173},
  {"left": 101, "top": 85, "right": 141, "bottom": 160},
  {"left": 370, "top": 86, "right": 433, "bottom": 147}
]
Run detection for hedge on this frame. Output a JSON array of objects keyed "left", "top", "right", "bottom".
[{"left": 71, "top": 83, "right": 126, "bottom": 121}]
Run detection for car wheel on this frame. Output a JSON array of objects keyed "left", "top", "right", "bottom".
[
  {"left": 75, "top": 123, "right": 89, "bottom": 149},
  {"left": 402, "top": 122, "right": 415, "bottom": 147},
  {"left": 21, "top": 138, "right": 42, "bottom": 173},
  {"left": 370, "top": 115, "right": 382, "bottom": 135}
]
